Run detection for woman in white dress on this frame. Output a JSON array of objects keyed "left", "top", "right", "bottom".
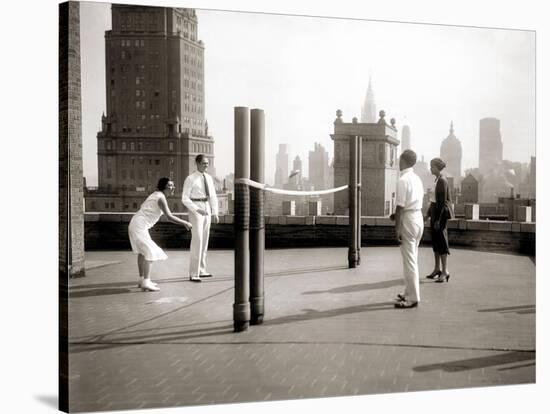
[{"left": 129, "top": 177, "right": 192, "bottom": 292}]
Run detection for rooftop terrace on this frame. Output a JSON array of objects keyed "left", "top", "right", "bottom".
[{"left": 66, "top": 246, "right": 535, "bottom": 412}]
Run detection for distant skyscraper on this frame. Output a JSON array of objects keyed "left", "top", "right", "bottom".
[
  {"left": 360, "top": 76, "right": 377, "bottom": 123},
  {"left": 440, "top": 121, "right": 462, "bottom": 179},
  {"left": 308, "top": 142, "right": 330, "bottom": 190},
  {"left": 401, "top": 125, "right": 411, "bottom": 152},
  {"left": 479, "top": 117, "right": 503, "bottom": 175},
  {"left": 290, "top": 155, "right": 303, "bottom": 189},
  {"left": 274, "top": 144, "right": 289, "bottom": 187}
]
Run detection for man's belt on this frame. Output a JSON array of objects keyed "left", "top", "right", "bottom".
[{"left": 191, "top": 197, "right": 209, "bottom": 202}]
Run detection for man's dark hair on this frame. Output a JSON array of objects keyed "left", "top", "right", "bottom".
[
  {"left": 195, "top": 154, "right": 207, "bottom": 164},
  {"left": 156, "top": 177, "right": 171, "bottom": 191},
  {"left": 400, "top": 149, "right": 417, "bottom": 168}
]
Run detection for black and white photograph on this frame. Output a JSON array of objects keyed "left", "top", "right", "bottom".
[{"left": 2, "top": 0, "right": 548, "bottom": 413}]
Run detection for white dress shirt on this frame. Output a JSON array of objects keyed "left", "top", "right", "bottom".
[
  {"left": 182, "top": 171, "right": 219, "bottom": 216},
  {"left": 395, "top": 167, "right": 424, "bottom": 211}
]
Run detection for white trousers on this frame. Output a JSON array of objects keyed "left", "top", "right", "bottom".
[
  {"left": 188, "top": 202, "right": 212, "bottom": 277},
  {"left": 399, "top": 210, "right": 424, "bottom": 303}
]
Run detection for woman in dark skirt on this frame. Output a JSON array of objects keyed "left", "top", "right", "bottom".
[{"left": 425, "top": 158, "right": 453, "bottom": 283}]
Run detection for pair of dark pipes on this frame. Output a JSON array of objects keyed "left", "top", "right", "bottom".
[
  {"left": 233, "top": 107, "right": 362, "bottom": 332},
  {"left": 234, "top": 107, "right": 265, "bottom": 332}
]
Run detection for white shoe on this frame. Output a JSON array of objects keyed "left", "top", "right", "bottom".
[
  {"left": 141, "top": 279, "right": 160, "bottom": 292},
  {"left": 138, "top": 277, "right": 158, "bottom": 288}
]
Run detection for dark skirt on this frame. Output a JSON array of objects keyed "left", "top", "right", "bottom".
[{"left": 429, "top": 208, "right": 450, "bottom": 255}]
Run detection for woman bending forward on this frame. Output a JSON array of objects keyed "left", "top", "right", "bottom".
[{"left": 129, "top": 177, "right": 192, "bottom": 291}]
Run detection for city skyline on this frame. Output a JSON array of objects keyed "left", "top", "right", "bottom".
[{"left": 81, "top": 3, "right": 535, "bottom": 187}]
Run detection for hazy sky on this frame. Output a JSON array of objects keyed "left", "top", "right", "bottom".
[{"left": 81, "top": 2, "right": 535, "bottom": 186}]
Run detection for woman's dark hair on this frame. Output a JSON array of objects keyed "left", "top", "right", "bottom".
[
  {"left": 157, "top": 177, "right": 172, "bottom": 191},
  {"left": 195, "top": 154, "right": 207, "bottom": 164},
  {"left": 430, "top": 158, "right": 446, "bottom": 170}
]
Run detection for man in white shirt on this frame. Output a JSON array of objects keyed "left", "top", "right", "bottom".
[
  {"left": 182, "top": 154, "right": 219, "bottom": 282},
  {"left": 393, "top": 149, "right": 424, "bottom": 308}
]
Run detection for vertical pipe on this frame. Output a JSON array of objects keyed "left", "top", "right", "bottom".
[
  {"left": 348, "top": 135, "right": 358, "bottom": 268},
  {"left": 356, "top": 135, "right": 362, "bottom": 265},
  {"left": 234, "top": 107, "right": 251, "bottom": 332},
  {"left": 250, "top": 109, "right": 265, "bottom": 324}
]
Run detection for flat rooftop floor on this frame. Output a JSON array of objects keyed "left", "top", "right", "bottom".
[{"left": 68, "top": 247, "right": 535, "bottom": 412}]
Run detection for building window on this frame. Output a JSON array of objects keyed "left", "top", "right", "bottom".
[
  {"left": 155, "top": 159, "right": 160, "bottom": 165},
  {"left": 122, "top": 142, "right": 127, "bottom": 151},
  {"left": 130, "top": 142, "right": 135, "bottom": 151},
  {"left": 106, "top": 141, "right": 112, "bottom": 150},
  {"left": 105, "top": 202, "right": 109, "bottom": 209},
  {"left": 110, "top": 202, "right": 115, "bottom": 209},
  {"left": 106, "top": 169, "right": 112, "bottom": 179},
  {"left": 133, "top": 202, "right": 138, "bottom": 209}
]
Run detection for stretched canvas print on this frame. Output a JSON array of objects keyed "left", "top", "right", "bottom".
[{"left": 59, "top": 0, "right": 536, "bottom": 412}]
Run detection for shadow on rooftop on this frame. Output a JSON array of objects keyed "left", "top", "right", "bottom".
[
  {"left": 413, "top": 350, "right": 535, "bottom": 373},
  {"left": 303, "top": 279, "right": 403, "bottom": 295},
  {"left": 477, "top": 304, "right": 535, "bottom": 315},
  {"left": 70, "top": 323, "right": 235, "bottom": 354},
  {"left": 265, "top": 301, "right": 397, "bottom": 326},
  {"left": 69, "top": 288, "right": 137, "bottom": 298},
  {"left": 69, "top": 265, "right": 349, "bottom": 291}
]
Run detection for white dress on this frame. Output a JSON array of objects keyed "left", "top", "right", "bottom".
[{"left": 128, "top": 191, "right": 168, "bottom": 261}]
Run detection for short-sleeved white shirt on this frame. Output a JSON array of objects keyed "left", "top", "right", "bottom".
[{"left": 395, "top": 167, "right": 424, "bottom": 211}]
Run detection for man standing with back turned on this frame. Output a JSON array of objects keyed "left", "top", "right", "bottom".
[
  {"left": 393, "top": 149, "right": 424, "bottom": 308},
  {"left": 182, "top": 154, "right": 219, "bottom": 282}
]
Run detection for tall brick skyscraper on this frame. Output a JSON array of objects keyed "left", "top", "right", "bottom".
[{"left": 87, "top": 5, "right": 213, "bottom": 212}]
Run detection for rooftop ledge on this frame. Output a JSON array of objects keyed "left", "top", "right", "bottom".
[
  {"left": 84, "top": 213, "right": 536, "bottom": 234},
  {"left": 84, "top": 213, "right": 535, "bottom": 255}
]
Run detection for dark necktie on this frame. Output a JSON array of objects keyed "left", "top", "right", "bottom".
[{"left": 202, "top": 173, "right": 210, "bottom": 198}]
